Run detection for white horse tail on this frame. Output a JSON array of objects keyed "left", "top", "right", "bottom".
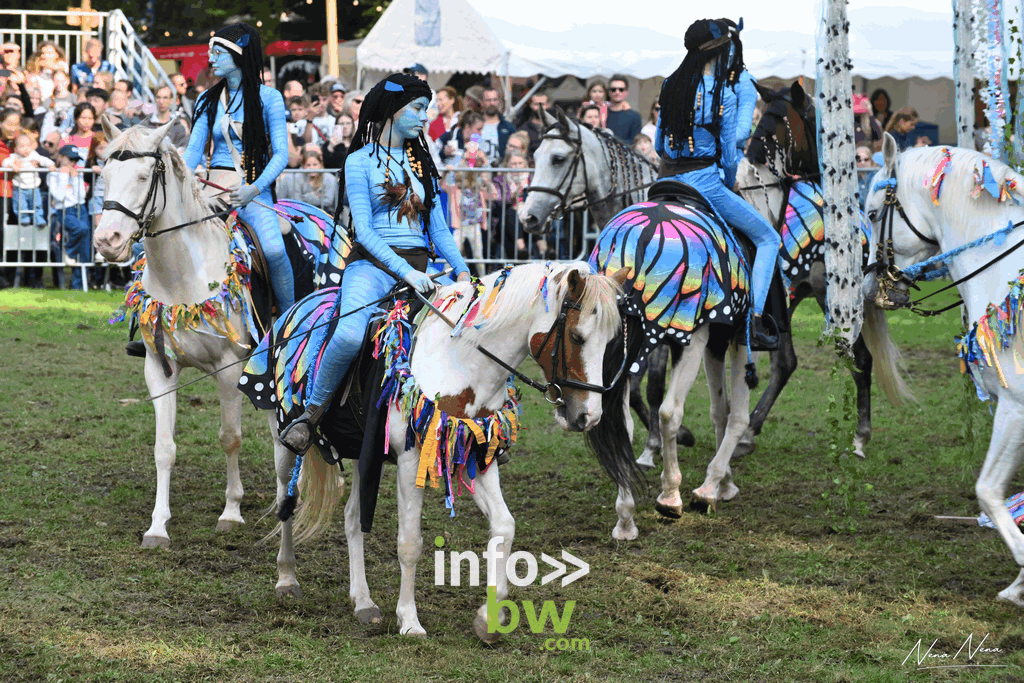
[
  {"left": 861, "top": 306, "right": 914, "bottom": 406},
  {"left": 292, "top": 445, "right": 346, "bottom": 544}
]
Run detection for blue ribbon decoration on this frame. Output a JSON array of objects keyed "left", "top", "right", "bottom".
[{"left": 384, "top": 80, "right": 404, "bottom": 92}]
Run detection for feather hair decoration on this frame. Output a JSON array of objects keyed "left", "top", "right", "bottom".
[{"left": 376, "top": 172, "right": 427, "bottom": 228}]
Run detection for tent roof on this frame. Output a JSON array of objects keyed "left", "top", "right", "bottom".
[{"left": 356, "top": 0, "right": 508, "bottom": 75}]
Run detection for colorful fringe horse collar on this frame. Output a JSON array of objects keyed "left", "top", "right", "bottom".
[
  {"left": 957, "top": 268, "right": 1024, "bottom": 402},
  {"left": 373, "top": 298, "right": 520, "bottom": 516},
  {"left": 109, "top": 226, "right": 257, "bottom": 375}
]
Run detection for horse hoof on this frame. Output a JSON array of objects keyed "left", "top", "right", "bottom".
[
  {"left": 677, "top": 428, "right": 696, "bottom": 448},
  {"left": 721, "top": 482, "right": 740, "bottom": 502},
  {"left": 636, "top": 460, "right": 655, "bottom": 474},
  {"left": 474, "top": 614, "right": 501, "bottom": 644},
  {"left": 141, "top": 535, "right": 169, "bottom": 549},
  {"left": 655, "top": 501, "right": 683, "bottom": 519},
  {"left": 276, "top": 583, "right": 302, "bottom": 599},
  {"left": 732, "top": 441, "right": 756, "bottom": 459},
  {"left": 690, "top": 492, "right": 717, "bottom": 513},
  {"left": 612, "top": 523, "right": 638, "bottom": 541},
  {"left": 215, "top": 519, "right": 242, "bottom": 532},
  {"left": 356, "top": 607, "right": 382, "bottom": 624}
]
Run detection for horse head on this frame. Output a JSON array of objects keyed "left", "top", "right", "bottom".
[
  {"left": 519, "top": 105, "right": 587, "bottom": 234},
  {"left": 747, "top": 81, "right": 818, "bottom": 180},
  {"left": 527, "top": 263, "right": 629, "bottom": 432},
  {"left": 93, "top": 119, "right": 191, "bottom": 263}
]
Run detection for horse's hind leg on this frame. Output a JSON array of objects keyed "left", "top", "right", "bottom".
[
  {"left": 693, "top": 344, "right": 752, "bottom": 511},
  {"left": 469, "top": 460, "right": 515, "bottom": 643},
  {"left": 614, "top": 388, "right": 639, "bottom": 540},
  {"left": 655, "top": 329, "right": 707, "bottom": 519},
  {"left": 214, "top": 366, "right": 245, "bottom": 531},
  {"left": 974, "top": 398, "right": 1024, "bottom": 606},
  {"left": 738, "top": 294, "right": 804, "bottom": 457},
  {"left": 344, "top": 466, "right": 382, "bottom": 623},
  {"left": 395, "top": 448, "right": 427, "bottom": 635},
  {"left": 851, "top": 334, "right": 873, "bottom": 458},
  {"left": 272, "top": 417, "right": 301, "bottom": 598},
  {"left": 142, "top": 354, "right": 180, "bottom": 549}
]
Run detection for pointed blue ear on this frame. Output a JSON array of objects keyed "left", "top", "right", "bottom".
[
  {"left": 384, "top": 80, "right": 404, "bottom": 92},
  {"left": 236, "top": 33, "right": 249, "bottom": 48},
  {"left": 737, "top": 17, "right": 743, "bottom": 32}
]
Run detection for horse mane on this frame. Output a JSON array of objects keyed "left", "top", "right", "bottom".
[
  {"left": 105, "top": 124, "right": 224, "bottom": 238},
  {"left": 454, "top": 262, "right": 622, "bottom": 346},
  {"left": 895, "top": 145, "right": 1024, "bottom": 240}
]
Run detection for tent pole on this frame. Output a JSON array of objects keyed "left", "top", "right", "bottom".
[
  {"left": 326, "top": 0, "right": 339, "bottom": 77},
  {"left": 510, "top": 76, "right": 547, "bottom": 119},
  {"left": 503, "top": 50, "right": 512, "bottom": 113}
]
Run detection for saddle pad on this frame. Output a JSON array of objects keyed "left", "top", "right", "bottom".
[
  {"left": 588, "top": 200, "right": 751, "bottom": 371},
  {"left": 777, "top": 182, "right": 871, "bottom": 290}
]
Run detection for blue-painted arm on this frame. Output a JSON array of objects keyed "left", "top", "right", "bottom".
[
  {"left": 183, "top": 91, "right": 211, "bottom": 172},
  {"left": 253, "top": 86, "right": 289, "bottom": 194},
  {"left": 425, "top": 182, "right": 470, "bottom": 277}
]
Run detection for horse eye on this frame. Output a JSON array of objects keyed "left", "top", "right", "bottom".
[
  {"left": 868, "top": 210, "right": 878, "bottom": 222},
  {"left": 551, "top": 155, "right": 566, "bottom": 165},
  {"left": 570, "top": 331, "right": 585, "bottom": 345}
]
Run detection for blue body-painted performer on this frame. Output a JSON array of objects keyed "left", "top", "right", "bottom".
[
  {"left": 721, "top": 18, "right": 758, "bottom": 152},
  {"left": 280, "top": 73, "right": 472, "bottom": 454},
  {"left": 655, "top": 18, "right": 781, "bottom": 350},
  {"left": 182, "top": 24, "right": 295, "bottom": 313}
]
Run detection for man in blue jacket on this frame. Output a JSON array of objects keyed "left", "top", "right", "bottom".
[{"left": 480, "top": 87, "right": 516, "bottom": 165}]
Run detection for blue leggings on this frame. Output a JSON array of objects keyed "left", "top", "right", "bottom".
[
  {"left": 673, "top": 167, "right": 782, "bottom": 316},
  {"left": 309, "top": 260, "right": 397, "bottom": 406},
  {"left": 239, "top": 192, "right": 295, "bottom": 312}
]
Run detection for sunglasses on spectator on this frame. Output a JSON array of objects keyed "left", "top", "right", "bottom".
[
  {"left": 4, "top": 49, "right": 18, "bottom": 54},
  {"left": 857, "top": 155, "right": 871, "bottom": 162},
  {"left": 609, "top": 87, "right": 626, "bottom": 92}
]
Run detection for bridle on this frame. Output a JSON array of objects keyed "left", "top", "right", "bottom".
[
  {"left": 865, "top": 164, "right": 1024, "bottom": 316},
  {"left": 101, "top": 148, "right": 230, "bottom": 242}
]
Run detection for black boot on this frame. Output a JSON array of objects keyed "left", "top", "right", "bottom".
[
  {"left": 279, "top": 402, "right": 327, "bottom": 455},
  {"left": 749, "top": 314, "right": 779, "bottom": 352},
  {"left": 126, "top": 340, "right": 147, "bottom": 358}
]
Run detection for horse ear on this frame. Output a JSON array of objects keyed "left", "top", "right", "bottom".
[
  {"left": 163, "top": 146, "right": 188, "bottom": 181},
  {"left": 539, "top": 106, "right": 558, "bottom": 128},
  {"left": 610, "top": 267, "right": 630, "bottom": 287},
  {"left": 100, "top": 113, "right": 120, "bottom": 142},
  {"left": 754, "top": 82, "right": 775, "bottom": 102},
  {"left": 555, "top": 105, "right": 570, "bottom": 128},
  {"left": 566, "top": 267, "right": 586, "bottom": 301},
  {"left": 882, "top": 132, "right": 898, "bottom": 171},
  {"left": 790, "top": 81, "right": 806, "bottom": 110}
]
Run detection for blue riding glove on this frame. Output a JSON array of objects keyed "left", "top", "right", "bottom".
[{"left": 231, "top": 184, "right": 260, "bottom": 208}]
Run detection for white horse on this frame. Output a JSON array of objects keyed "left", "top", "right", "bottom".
[
  {"left": 276, "top": 262, "right": 633, "bottom": 639},
  {"left": 863, "top": 134, "right": 1024, "bottom": 604},
  {"left": 93, "top": 120, "right": 329, "bottom": 548}
]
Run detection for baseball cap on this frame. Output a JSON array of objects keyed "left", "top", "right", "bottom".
[
  {"left": 57, "top": 145, "right": 82, "bottom": 161},
  {"left": 405, "top": 63, "right": 428, "bottom": 76},
  {"left": 0, "top": 69, "right": 10, "bottom": 78},
  {"left": 330, "top": 82, "right": 346, "bottom": 93}
]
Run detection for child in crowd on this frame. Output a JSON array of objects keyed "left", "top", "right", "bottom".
[
  {"left": 88, "top": 132, "right": 107, "bottom": 229},
  {"left": 47, "top": 144, "right": 90, "bottom": 290},
  {"left": 445, "top": 136, "right": 493, "bottom": 276},
  {"left": 2, "top": 133, "right": 55, "bottom": 227},
  {"left": 491, "top": 149, "right": 531, "bottom": 260}
]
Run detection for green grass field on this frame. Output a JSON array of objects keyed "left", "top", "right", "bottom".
[{"left": 1, "top": 282, "right": 1022, "bottom": 682}]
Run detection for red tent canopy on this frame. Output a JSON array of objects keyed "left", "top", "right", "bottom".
[{"left": 148, "top": 41, "right": 325, "bottom": 82}]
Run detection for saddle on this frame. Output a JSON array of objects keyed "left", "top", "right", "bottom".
[{"left": 647, "top": 179, "right": 715, "bottom": 215}]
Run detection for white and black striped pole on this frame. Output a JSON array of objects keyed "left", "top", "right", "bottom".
[
  {"left": 953, "top": 0, "right": 976, "bottom": 149},
  {"left": 816, "top": 0, "right": 863, "bottom": 350}
]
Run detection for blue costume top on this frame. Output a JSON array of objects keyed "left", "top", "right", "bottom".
[
  {"left": 183, "top": 85, "right": 289, "bottom": 193},
  {"left": 655, "top": 74, "right": 739, "bottom": 188},
  {"left": 345, "top": 144, "right": 470, "bottom": 279},
  {"left": 733, "top": 70, "right": 758, "bottom": 151}
]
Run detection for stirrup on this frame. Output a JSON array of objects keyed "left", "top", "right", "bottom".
[
  {"left": 749, "top": 314, "right": 779, "bottom": 352},
  {"left": 279, "top": 403, "right": 326, "bottom": 456}
]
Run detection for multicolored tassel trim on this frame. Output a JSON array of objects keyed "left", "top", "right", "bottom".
[
  {"left": 373, "top": 300, "right": 520, "bottom": 515},
  {"left": 956, "top": 268, "right": 1024, "bottom": 402},
  {"left": 108, "top": 223, "right": 256, "bottom": 356},
  {"left": 927, "top": 147, "right": 953, "bottom": 205}
]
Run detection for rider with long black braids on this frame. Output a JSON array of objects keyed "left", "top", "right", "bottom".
[
  {"left": 656, "top": 18, "right": 782, "bottom": 350},
  {"left": 183, "top": 24, "right": 295, "bottom": 312},
  {"left": 280, "top": 73, "right": 472, "bottom": 455}
]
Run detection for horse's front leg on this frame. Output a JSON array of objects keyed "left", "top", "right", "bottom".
[
  {"left": 637, "top": 344, "right": 667, "bottom": 471},
  {"left": 271, "top": 414, "right": 301, "bottom": 598},
  {"left": 469, "top": 459, "right": 515, "bottom": 643},
  {"left": 395, "top": 447, "right": 427, "bottom": 635},
  {"left": 344, "top": 466, "right": 382, "bottom": 623},
  {"left": 142, "top": 353, "right": 181, "bottom": 549},
  {"left": 214, "top": 364, "right": 245, "bottom": 531},
  {"left": 850, "top": 334, "right": 873, "bottom": 458},
  {"left": 614, "top": 388, "right": 639, "bottom": 540},
  {"left": 654, "top": 334, "right": 706, "bottom": 519}
]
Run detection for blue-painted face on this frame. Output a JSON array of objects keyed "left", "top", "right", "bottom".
[
  {"left": 209, "top": 45, "right": 239, "bottom": 79},
  {"left": 393, "top": 96, "right": 430, "bottom": 141}
]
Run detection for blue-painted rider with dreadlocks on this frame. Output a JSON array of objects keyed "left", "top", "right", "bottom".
[
  {"left": 720, "top": 18, "right": 759, "bottom": 152},
  {"left": 655, "top": 18, "right": 781, "bottom": 350},
  {"left": 280, "top": 73, "right": 472, "bottom": 455},
  {"left": 183, "top": 24, "right": 294, "bottom": 313}
]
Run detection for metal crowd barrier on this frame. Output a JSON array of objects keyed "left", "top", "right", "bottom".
[{"left": 0, "top": 165, "right": 884, "bottom": 290}]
